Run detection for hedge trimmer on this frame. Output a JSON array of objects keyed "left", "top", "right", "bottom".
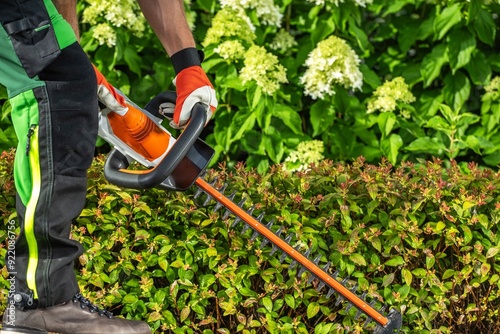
[{"left": 99, "top": 91, "right": 403, "bottom": 333}]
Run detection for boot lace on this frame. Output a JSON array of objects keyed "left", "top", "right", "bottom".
[{"left": 72, "top": 293, "right": 113, "bottom": 319}]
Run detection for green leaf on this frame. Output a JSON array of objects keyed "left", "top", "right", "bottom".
[
  {"left": 262, "top": 297, "right": 273, "bottom": 313},
  {"left": 443, "top": 71, "right": 471, "bottom": 111},
  {"left": 310, "top": 100, "right": 336, "bottom": 137},
  {"left": 405, "top": 137, "right": 446, "bottom": 155},
  {"left": 402, "top": 268, "right": 413, "bottom": 286},
  {"left": 180, "top": 306, "right": 191, "bottom": 323},
  {"left": 349, "top": 253, "right": 367, "bottom": 266},
  {"left": 434, "top": 3, "right": 463, "bottom": 40},
  {"left": 465, "top": 50, "right": 491, "bottom": 85},
  {"left": 272, "top": 104, "right": 303, "bottom": 135},
  {"left": 460, "top": 224, "right": 473, "bottom": 244},
  {"left": 421, "top": 44, "right": 448, "bottom": 88},
  {"left": 472, "top": 8, "right": 496, "bottom": 46},
  {"left": 307, "top": 302, "right": 320, "bottom": 319},
  {"left": 380, "top": 134, "right": 403, "bottom": 165},
  {"left": 486, "top": 247, "right": 499, "bottom": 259},
  {"left": 377, "top": 112, "right": 397, "bottom": 137},
  {"left": 382, "top": 272, "right": 395, "bottom": 287},
  {"left": 385, "top": 256, "right": 404, "bottom": 267},
  {"left": 447, "top": 28, "right": 476, "bottom": 74},
  {"left": 284, "top": 294, "right": 296, "bottom": 309}
]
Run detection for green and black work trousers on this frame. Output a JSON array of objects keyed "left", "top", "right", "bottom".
[{"left": 0, "top": 0, "right": 98, "bottom": 308}]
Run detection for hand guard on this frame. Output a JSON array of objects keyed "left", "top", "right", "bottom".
[{"left": 166, "top": 48, "right": 217, "bottom": 129}]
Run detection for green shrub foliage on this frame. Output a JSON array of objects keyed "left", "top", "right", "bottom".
[
  {"left": 2, "top": 0, "right": 500, "bottom": 169},
  {"left": 1, "top": 151, "right": 499, "bottom": 333}
]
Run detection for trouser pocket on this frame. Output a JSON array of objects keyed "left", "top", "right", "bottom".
[{"left": 2, "top": 5, "right": 61, "bottom": 78}]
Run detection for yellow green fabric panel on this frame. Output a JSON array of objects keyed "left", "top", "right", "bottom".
[{"left": 25, "top": 126, "right": 41, "bottom": 299}]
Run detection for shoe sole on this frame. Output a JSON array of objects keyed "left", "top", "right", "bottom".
[{"left": 0, "top": 328, "right": 56, "bottom": 334}]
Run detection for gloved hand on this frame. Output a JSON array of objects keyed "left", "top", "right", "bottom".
[
  {"left": 165, "top": 48, "right": 217, "bottom": 129},
  {"left": 93, "top": 65, "right": 129, "bottom": 115}
]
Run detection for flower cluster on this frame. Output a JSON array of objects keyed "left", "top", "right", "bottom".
[
  {"left": 366, "top": 77, "right": 416, "bottom": 113},
  {"left": 82, "top": 0, "right": 146, "bottom": 47},
  {"left": 203, "top": 7, "right": 256, "bottom": 47},
  {"left": 307, "top": 0, "right": 373, "bottom": 7},
  {"left": 220, "top": 0, "right": 283, "bottom": 27},
  {"left": 284, "top": 140, "right": 325, "bottom": 172},
  {"left": 300, "top": 35, "right": 363, "bottom": 100},
  {"left": 214, "top": 40, "right": 246, "bottom": 62},
  {"left": 239, "top": 45, "right": 288, "bottom": 95},
  {"left": 269, "top": 29, "right": 298, "bottom": 53},
  {"left": 484, "top": 76, "right": 500, "bottom": 95}
]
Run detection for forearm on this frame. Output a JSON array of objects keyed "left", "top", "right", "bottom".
[
  {"left": 53, "top": 0, "right": 79, "bottom": 38},
  {"left": 137, "top": 0, "right": 195, "bottom": 56}
]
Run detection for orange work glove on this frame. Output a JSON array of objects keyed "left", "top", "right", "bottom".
[
  {"left": 92, "top": 65, "right": 129, "bottom": 115},
  {"left": 166, "top": 48, "right": 217, "bottom": 129}
]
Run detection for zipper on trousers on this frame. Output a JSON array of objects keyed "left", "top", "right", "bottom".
[{"left": 25, "top": 124, "right": 37, "bottom": 156}]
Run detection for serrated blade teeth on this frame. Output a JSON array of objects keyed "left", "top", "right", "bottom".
[
  {"left": 247, "top": 205, "right": 255, "bottom": 216},
  {"left": 313, "top": 254, "right": 321, "bottom": 265},
  {"left": 256, "top": 212, "right": 265, "bottom": 222},
  {"left": 241, "top": 224, "right": 250, "bottom": 233},
  {"left": 345, "top": 302, "right": 353, "bottom": 312},
  {"left": 194, "top": 187, "right": 205, "bottom": 199},
  {"left": 379, "top": 303, "right": 387, "bottom": 314},
  {"left": 307, "top": 274, "right": 316, "bottom": 285},
  {"left": 222, "top": 209, "right": 231, "bottom": 220},
  {"left": 265, "top": 219, "right": 275, "bottom": 229},
  {"left": 237, "top": 198, "right": 246, "bottom": 208},
  {"left": 203, "top": 195, "right": 213, "bottom": 206},
  {"left": 227, "top": 191, "right": 237, "bottom": 201},
  {"left": 209, "top": 176, "right": 218, "bottom": 186},
  {"left": 316, "top": 281, "right": 326, "bottom": 292},
  {"left": 279, "top": 252, "right": 287, "bottom": 263},
  {"left": 275, "top": 227, "right": 283, "bottom": 237},
  {"left": 284, "top": 235, "right": 293, "bottom": 244},
  {"left": 260, "top": 238, "right": 269, "bottom": 249},
  {"left": 270, "top": 244, "right": 278, "bottom": 256},
  {"left": 213, "top": 201, "right": 224, "bottom": 212},
  {"left": 289, "top": 260, "right": 298, "bottom": 269},
  {"left": 303, "top": 248, "right": 311, "bottom": 258},
  {"left": 332, "top": 269, "right": 339, "bottom": 279},
  {"left": 298, "top": 266, "right": 307, "bottom": 277},
  {"left": 231, "top": 216, "right": 242, "bottom": 228},
  {"left": 250, "top": 231, "right": 259, "bottom": 242},
  {"left": 217, "top": 183, "right": 228, "bottom": 193},
  {"left": 323, "top": 261, "right": 331, "bottom": 272},
  {"left": 326, "top": 288, "right": 335, "bottom": 299},
  {"left": 335, "top": 293, "right": 344, "bottom": 306}
]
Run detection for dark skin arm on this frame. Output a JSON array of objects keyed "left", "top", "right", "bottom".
[{"left": 53, "top": 0, "right": 195, "bottom": 56}]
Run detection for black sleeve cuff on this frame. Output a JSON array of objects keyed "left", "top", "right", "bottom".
[{"left": 171, "top": 48, "right": 204, "bottom": 75}]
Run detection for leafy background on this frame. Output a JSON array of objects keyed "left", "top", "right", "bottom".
[{"left": 1, "top": 0, "right": 500, "bottom": 333}]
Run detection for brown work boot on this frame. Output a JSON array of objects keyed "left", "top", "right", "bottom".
[{"left": 1, "top": 293, "right": 151, "bottom": 334}]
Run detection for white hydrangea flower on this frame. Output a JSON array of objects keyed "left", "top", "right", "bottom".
[
  {"left": 203, "top": 7, "right": 256, "bottom": 47},
  {"left": 284, "top": 140, "right": 325, "bottom": 172},
  {"left": 270, "top": 29, "right": 298, "bottom": 52},
  {"left": 300, "top": 35, "right": 363, "bottom": 100},
  {"left": 239, "top": 45, "right": 288, "bottom": 95},
  {"left": 214, "top": 40, "right": 246, "bottom": 62},
  {"left": 92, "top": 23, "right": 117, "bottom": 47},
  {"left": 220, "top": 0, "right": 283, "bottom": 27},
  {"left": 82, "top": 0, "right": 145, "bottom": 38},
  {"left": 307, "top": 0, "right": 373, "bottom": 7},
  {"left": 484, "top": 76, "right": 500, "bottom": 94},
  {"left": 366, "top": 77, "right": 416, "bottom": 113}
]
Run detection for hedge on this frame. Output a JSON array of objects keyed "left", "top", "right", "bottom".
[{"left": 1, "top": 150, "right": 499, "bottom": 333}]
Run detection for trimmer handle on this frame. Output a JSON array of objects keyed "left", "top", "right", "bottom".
[{"left": 104, "top": 103, "right": 206, "bottom": 189}]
